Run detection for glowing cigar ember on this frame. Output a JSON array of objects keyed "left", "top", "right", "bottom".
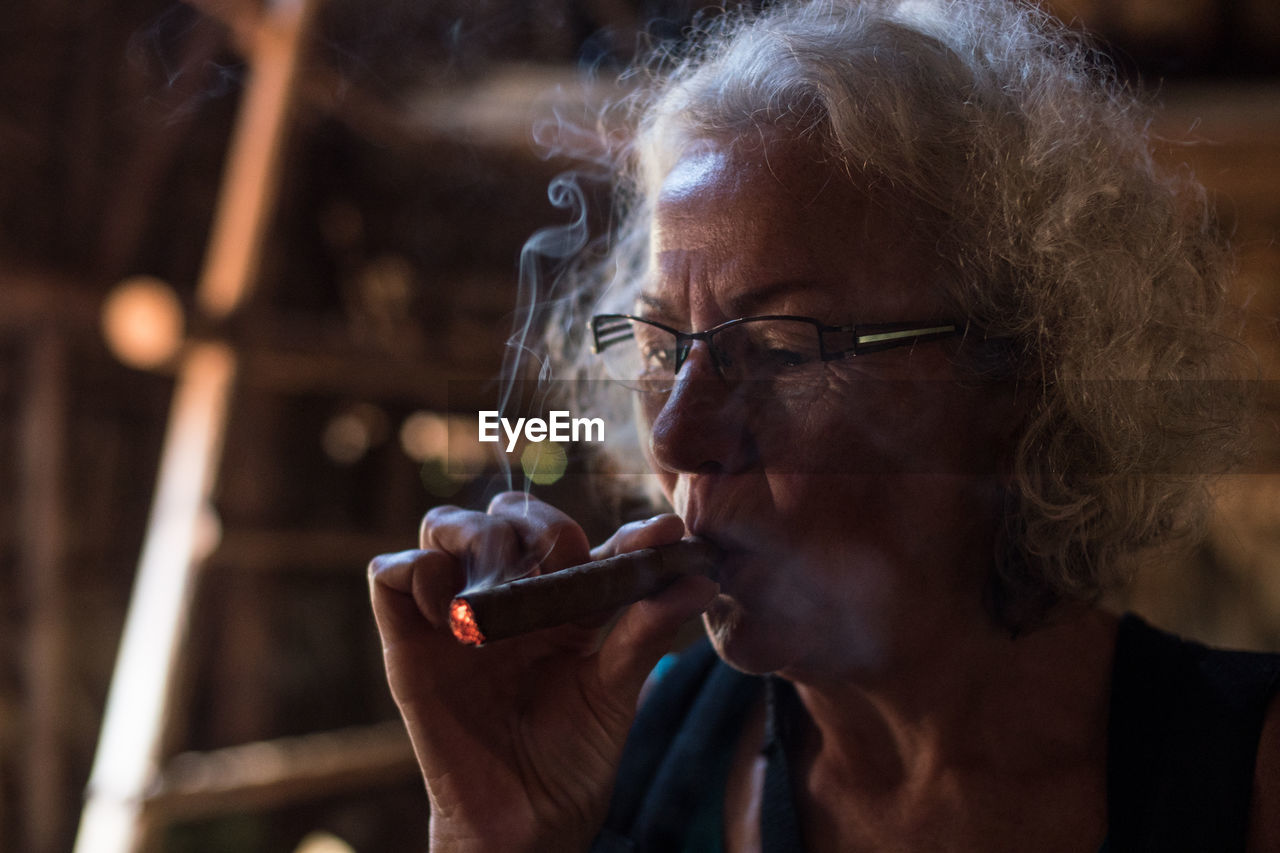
[
  {"left": 449, "top": 599, "right": 485, "bottom": 646},
  {"left": 448, "top": 538, "right": 719, "bottom": 646}
]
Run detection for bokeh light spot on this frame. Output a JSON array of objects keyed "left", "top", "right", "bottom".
[
  {"left": 520, "top": 441, "right": 567, "bottom": 485},
  {"left": 101, "top": 275, "right": 184, "bottom": 370}
]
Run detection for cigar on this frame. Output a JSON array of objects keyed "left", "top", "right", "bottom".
[{"left": 448, "top": 538, "right": 719, "bottom": 646}]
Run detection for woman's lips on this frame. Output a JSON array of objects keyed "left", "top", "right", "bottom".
[
  {"left": 682, "top": 505, "right": 755, "bottom": 550},
  {"left": 681, "top": 481, "right": 781, "bottom": 585},
  {"left": 684, "top": 529, "right": 753, "bottom": 587}
]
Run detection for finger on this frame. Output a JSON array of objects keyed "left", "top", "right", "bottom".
[
  {"left": 486, "top": 491, "right": 591, "bottom": 574},
  {"left": 596, "top": 573, "right": 719, "bottom": 702},
  {"left": 590, "top": 513, "right": 686, "bottom": 561},
  {"left": 368, "top": 550, "right": 477, "bottom": 717},
  {"left": 368, "top": 548, "right": 466, "bottom": 634},
  {"left": 420, "top": 505, "right": 527, "bottom": 585}
]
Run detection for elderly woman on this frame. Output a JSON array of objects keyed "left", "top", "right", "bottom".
[{"left": 369, "top": 0, "right": 1279, "bottom": 850}]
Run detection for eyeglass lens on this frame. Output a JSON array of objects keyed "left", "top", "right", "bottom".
[{"left": 601, "top": 317, "right": 827, "bottom": 391}]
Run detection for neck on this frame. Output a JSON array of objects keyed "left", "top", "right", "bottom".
[{"left": 783, "top": 606, "right": 1118, "bottom": 794}]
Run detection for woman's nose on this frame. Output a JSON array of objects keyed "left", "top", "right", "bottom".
[{"left": 646, "top": 341, "right": 758, "bottom": 475}]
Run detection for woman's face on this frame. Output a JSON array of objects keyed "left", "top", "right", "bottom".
[{"left": 639, "top": 132, "right": 1019, "bottom": 680}]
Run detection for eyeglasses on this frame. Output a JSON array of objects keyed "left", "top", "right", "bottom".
[{"left": 589, "top": 313, "right": 962, "bottom": 393}]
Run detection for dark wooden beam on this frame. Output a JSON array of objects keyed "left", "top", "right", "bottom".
[{"left": 143, "top": 722, "right": 417, "bottom": 822}]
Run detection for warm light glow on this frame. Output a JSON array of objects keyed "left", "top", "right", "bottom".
[
  {"left": 74, "top": 343, "right": 235, "bottom": 853},
  {"left": 322, "top": 403, "right": 387, "bottom": 465},
  {"left": 293, "top": 831, "right": 356, "bottom": 853},
  {"left": 521, "top": 441, "right": 567, "bottom": 485},
  {"left": 322, "top": 414, "right": 371, "bottom": 464},
  {"left": 399, "top": 411, "right": 450, "bottom": 461},
  {"left": 448, "top": 414, "right": 490, "bottom": 472},
  {"left": 101, "top": 276, "right": 184, "bottom": 370},
  {"left": 449, "top": 598, "right": 485, "bottom": 646}
]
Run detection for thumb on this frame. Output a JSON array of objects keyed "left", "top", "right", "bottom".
[{"left": 594, "top": 572, "right": 719, "bottom": 702}]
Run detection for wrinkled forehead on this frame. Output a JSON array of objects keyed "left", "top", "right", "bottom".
[
  {"left": 653, "top": 133, "right": 840, "bottom": 225},
  {"left": 653, "top": 142, "right": 736, "bottom": 211},
  {"left": 646, "top": 132, "right": 952, "bottom": 320}
]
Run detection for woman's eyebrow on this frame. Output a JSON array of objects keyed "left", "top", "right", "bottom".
[
  {"left": 724, "top": 279, "right": 825, "bottom": 316},
  {"left": 637, "top": 279, "right": 826, "bottom": 321},
  {"left": 635, "top": 292, "right": 671, "bottom": 315}
]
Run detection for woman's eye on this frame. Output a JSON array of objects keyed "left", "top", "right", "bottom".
[
  {"left": 765, "top": 347, "right": 809, "bottom": 367},
  {"left": 641, "top": 344, "right": 674, "bottom": 368}
]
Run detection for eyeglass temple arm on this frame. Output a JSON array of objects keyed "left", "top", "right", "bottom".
[{"left": 820, "top": 322, "right": 963, "bottom": 359}]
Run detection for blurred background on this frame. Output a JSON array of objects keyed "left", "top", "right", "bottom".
[{"left": 1, "top": 0, "right": 1277, "bottom": 851}]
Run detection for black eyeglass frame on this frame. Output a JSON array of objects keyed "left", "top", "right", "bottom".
[{"left": 589, "top": 313, "right": 964, "bottom": 376}]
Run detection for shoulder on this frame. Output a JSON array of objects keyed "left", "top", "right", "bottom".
[
  {"left": 1109, "top": 613, "right": 1280, "bottom": 851},
  {"left": 1111, "top": 612, "right": 1280, "bottom": 713},
  {"left": 1248, "top": 692, "right": 1280, "bottom": 853}
]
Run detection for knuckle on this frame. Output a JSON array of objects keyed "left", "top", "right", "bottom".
[
  {"left": 421, "top": 504, "right": 461, "bottom": 527},
  {"left": 368, "top": 549, "right": 413, "bottom": 574},
  {"left": 534, "top": 516, "right": 581, "bottom": 548},
  {"left": 366, "top": 552, "right": 392, "bottom": 579},
  {"left": 486, "top": 490, "right": 533, "bottom": 513},
  {"left": 527, "top": 518, "right": 590, "bottom": 567},
  {"left": 419, "top": 505, "right": 476, "bottom": 548}
]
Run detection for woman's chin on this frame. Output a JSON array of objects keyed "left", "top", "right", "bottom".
[
  {"left": 702, "top": 597, "right": 798, "bottom": 676},
  {"left": 703, "top": 592, "right": 895, "bottom": 682}
]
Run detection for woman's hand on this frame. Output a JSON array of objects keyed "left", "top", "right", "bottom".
[{"left": 368, "top": 492, "right": 717, "bottom": 852}]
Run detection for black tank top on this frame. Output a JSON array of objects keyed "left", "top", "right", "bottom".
[{"left": 593, "top": 613, "right": 1280, "bottom": 852}]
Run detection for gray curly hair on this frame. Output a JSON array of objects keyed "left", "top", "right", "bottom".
[{"left": 539, "top": 0, "right": 1250, "bottom": 628}]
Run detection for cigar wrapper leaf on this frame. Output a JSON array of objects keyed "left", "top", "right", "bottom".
[{"left": 448, "top": 538, "right": 719, "bottom": 646}]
